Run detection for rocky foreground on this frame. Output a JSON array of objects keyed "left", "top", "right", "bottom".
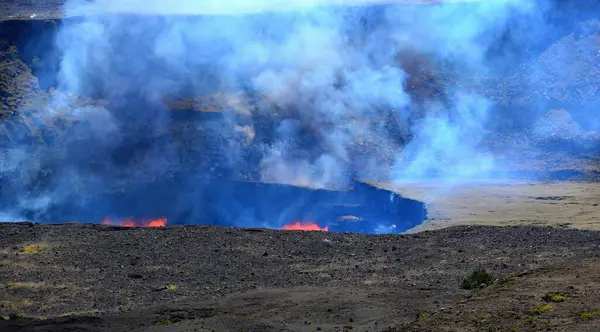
[{"left": 1, "top": 222, "right": 600, "bottom": 331}]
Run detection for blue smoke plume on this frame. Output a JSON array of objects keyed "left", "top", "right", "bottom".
[
  {"left": 2, "top": 0, "right": 595, "bottom": 228},
  {"left": 56, "top": 0, "right": 537, "bottom": 185}
]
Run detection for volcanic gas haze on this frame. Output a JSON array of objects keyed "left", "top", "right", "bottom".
[
  {"left": 54, "top": 0, "right": 532, "bottom": 183},
  {"left": 1, "top": 0, "right": 598, "bottom": 230}
]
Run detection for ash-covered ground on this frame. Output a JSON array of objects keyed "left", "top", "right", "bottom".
[{"left": 2, "top": 222, "right": 600, "bottom": 332}]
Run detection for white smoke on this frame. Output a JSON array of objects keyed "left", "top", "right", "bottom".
[{"left": 0, "top": 0, "right": 549, "bottom": 224}]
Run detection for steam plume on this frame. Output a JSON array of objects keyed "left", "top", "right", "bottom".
[{"left": 2, "top": 0, "right": 595, "bottom": 226}]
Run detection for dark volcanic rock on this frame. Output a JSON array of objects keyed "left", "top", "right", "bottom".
[
  {"left": 1, "top": 223, "right": 600, "bottom": 331},
  {"left": 0, "top": 47, "right": 40, "bottom": 120}
]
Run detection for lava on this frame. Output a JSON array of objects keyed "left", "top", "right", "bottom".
[
  {"left": 101, "top": 217, "right": 167, "bottom": 227},
  {"left": 282, "top": 221, "right": 328, "bottom": 231}
]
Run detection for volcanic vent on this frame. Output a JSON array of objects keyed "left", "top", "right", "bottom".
[{"left": 16, "top": 173, "right": 426, "bottom": 234}]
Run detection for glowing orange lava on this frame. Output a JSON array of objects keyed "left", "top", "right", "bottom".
[
  {"left": 101, "top": 217, "right": 167, "bottom": 228},
  {"left": 282, "top": 221, "right": 328, "bottom": 231}
]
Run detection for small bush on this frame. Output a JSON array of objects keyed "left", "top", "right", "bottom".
[
  {"left": 525, "top": 316, "right": 538, "bottom": 326},
  {"left": 531, "top": 304, "right": 552, "bottom": 315},
  {"left": 155, "top": 319, "right": 173, "bottom": 326},
  {"left": 21, "top": 245, "right": 42, "bottom": 254},
  {"left": 472, "top": 313, "right": 490, "bottom": 322},
  {"left": 580, "top": 310, "right": 600, "bottom": 321},
  {"left": 461, "top": 269, "right": 496, "bottom": 290},
  {"left": 542, "top": 292, "right": 566, "bottom": 303}
]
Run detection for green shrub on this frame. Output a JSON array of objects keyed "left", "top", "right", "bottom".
[
  {"left": 542, "top": 292, "right": 565, "bottom": 303},
  {"left": 155, "top": 319, "right": 173, "bottom": 326},
  {"left": 580, "top": 310, "right": 600, "bottom": 321},
  {"left": 472, "top": 313, "right": 490, "bottom": 322},
  {"left": 531, "top": 304, "right": 552, "bottom": 315},
  {"left": 461, "top": 269, "right": 496, "bottom": 290}
]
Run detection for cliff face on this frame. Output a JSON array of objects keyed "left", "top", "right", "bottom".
[{"left": 0, "top": 48, "right": 40, "bottom": 120}]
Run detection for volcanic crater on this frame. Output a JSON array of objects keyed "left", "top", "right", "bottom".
[{"left": 2, "top": 1, "right": 600, "bottom": 332}]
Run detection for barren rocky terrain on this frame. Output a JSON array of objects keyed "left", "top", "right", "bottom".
[{"left": 2, "top": 223, "right": 600, "bottom": 332}]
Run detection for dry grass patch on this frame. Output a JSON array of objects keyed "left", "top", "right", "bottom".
[
  {"left": 54, "top": 309, "right": 104, "bottom": 318},
  {"left": 20, "top": 243, "right": 52, "bottom": 254},
  {"left": 2, "top": 281, "right": 82, "bottom": 291},
  {"left": 0, "top": 260, "right": 38, "bottom": 269},
  {"left": 6, "top": 281, "right": 45, "bottom": 289},
  {"left": 157, "top": 285, "right": 178, "bottom": 291}
]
